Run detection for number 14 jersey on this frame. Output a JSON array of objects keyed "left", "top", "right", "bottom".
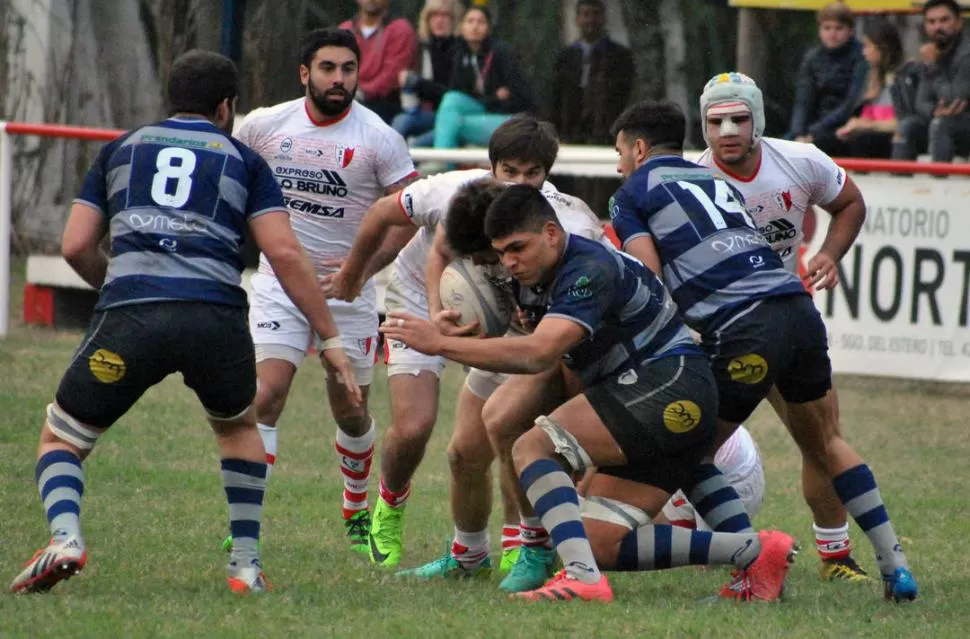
[{"left": 609, "top": 155, "right": 805, "bottom": 333}]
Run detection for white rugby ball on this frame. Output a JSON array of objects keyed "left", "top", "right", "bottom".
[{"left": 439, "top": 259, "right": 513, "bottom": 338}]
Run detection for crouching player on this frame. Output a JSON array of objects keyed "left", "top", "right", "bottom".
[{"left": 381, "top": 184, "right": 796, "bottom": 602}]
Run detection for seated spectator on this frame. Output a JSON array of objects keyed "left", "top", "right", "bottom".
[
  {"left": 786, "top": 2, "right": 867, "bottom": 155},
  {"left": 547, "top": 0, "right": 633, "bottom": 146},
  {"left": 340, "top": 0, "right": 418, "bottom": 124},
  {"left": 891, "top": 42, "right": 935, "bottom": 160},
  {"left": 913, "top": 0, "right": 970, "bottom": 163},
  {"left": 834, "top": 21, "right": 904, "bottom": 158},
  {"left": 433, "top": 6, "right": 536, "bottom": 149},
  {"left": 393, "top": 0, "right": 463, "bottom": 147}
]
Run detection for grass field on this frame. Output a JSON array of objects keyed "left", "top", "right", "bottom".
[{"left": 1, "top": 258, "right": 969, "bottom": 638}]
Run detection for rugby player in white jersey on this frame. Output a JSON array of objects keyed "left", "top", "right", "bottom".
[
  {"left": 327, "top": 116, "right": 610, "bottom": 571},
  {"left": 696, "top": 72, "right": 871, "bottom": 582},
  {"left": 231, "top": 28, "right": 418, "bottom": 554}
]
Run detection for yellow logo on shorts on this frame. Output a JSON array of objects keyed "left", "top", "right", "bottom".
[
  {"left": 663, "top": 400, "right": 701, "bottom": 434},
  {"left": 727, "top": 354, "right": 768, "bottom": 385},
  {"left": 88, "top": 349, "right": 126, "bottom": 383}
]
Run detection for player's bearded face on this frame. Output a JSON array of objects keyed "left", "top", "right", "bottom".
[
  {"left": 308, "top": 74, "right": 356, "bottom": 116},
  {"left": 706, "top": 104, "right": 754, "bottom": 165}
]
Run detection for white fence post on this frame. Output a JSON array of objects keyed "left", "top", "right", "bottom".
[{"left": 0, "top": 122, "right": 11, "bottom": 339}]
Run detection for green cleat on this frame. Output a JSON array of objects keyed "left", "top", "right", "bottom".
[
  {"left": 500, "top": 546, "right": 521, "bottom": 574},
  {"left": 368, "top": 498, "right": 406, "bottom": 568},
  {"left": 346, "top": 510, "right": 371, "bottom": 556},
  {"left": 498, "top": 545, "right": 556, "bottom": 593},
  {"left": 397, "top": 550, "right": 492, "bottom": 579}
]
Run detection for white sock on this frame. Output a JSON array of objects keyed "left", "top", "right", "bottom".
[
  {"left": 335, "top": 419, "right": 376, "bottom": 519},
  {"left": 452, "top": 528, "right": 489, "bottom": 567},
  {"left": 814, "top": 522, "right": 852, "bottom": 560},
  {"left": 257, "top": 423, "right": 277, "bottom": 481}
]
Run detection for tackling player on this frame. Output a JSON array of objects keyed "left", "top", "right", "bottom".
[
  {"left": 8, "top": 51, "right": 359, "bottom": 595},
  {"left": 696, "top": 72, "right": 871, "bottom": 582},
  {"left": 381, "top": 184, "right": 797, "bottom": 603},
  {"left": 232, "top": 28, "right": 418, "bottom": 554},
  {"left": 327, "top": 116, "right": 608, "bottom": 569},
  {"left": 608, "top": 95, "right": 917, "bottom": 602}
]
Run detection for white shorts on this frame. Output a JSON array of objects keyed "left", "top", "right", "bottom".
[
  {"left": 383, "top": 269, "right": 445, "bottom": 378},
  {"left": 464, "top": 367, "right": 508, "bottom": 400},
  {"left": 249, "top": 272, "right": 378, "bottom": 385},
  {"left": 661, "top": 462, "right": 766, "bottom": 531}
]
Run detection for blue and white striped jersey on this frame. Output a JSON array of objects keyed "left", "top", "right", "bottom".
[
  {"left": 610, "top": 156, "right": 806, "bottom": 332},
  {"left": 75, "top": 117, "right": 283, "bottom": 310},
  {"left": 515, "top": 234, "right": 699, "bottom": 385}
]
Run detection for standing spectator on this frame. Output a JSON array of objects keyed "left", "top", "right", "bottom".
[
  {"left": 786, "top": 2, "right": 867, "bottom": 156},
  {"left": 433, "top": 6, "right": 536, "bottom": 149},
  {"left": 834, "top": 21, "right": 904, "bottom": 158},
  {"left": 546, "top": 0, "right": 633, "bottom": 215},
  {"left": 912, "top": 0, "right": 970, "bottom": 163},
  {"left": 392, "top": 0, "right": 463, "bottom": 146},
  {"left": 547, "top": 0, "right": 633, "bottom": 145},
  {"left": 340, "top": 0, "right": 418, "bottom": 124},
  {"left": 892, "top": 42, "right": 936, "bottom": 160}
]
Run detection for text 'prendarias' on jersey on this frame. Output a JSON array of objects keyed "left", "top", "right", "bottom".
[{"left": 75, "top": 116, "right": 285, "bottom": 311}]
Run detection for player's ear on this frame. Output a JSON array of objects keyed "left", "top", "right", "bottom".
[
  {"left": 215, "top": 98, "right": 232, "bottom": 128},
  {"left": 299, "top": 64, "right": 310, "bottom": 88},
  {"left": 634, "top": 137, "right": 650, "bottom": 163}
]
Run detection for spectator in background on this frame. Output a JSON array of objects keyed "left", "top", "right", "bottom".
[
  {"left": 834, "top": 21, "right": 904, "bottom": 158},
  {"left": 433, "top": 6, "right": 536, "bottom": 149},
  {"left": 545, "top": 0, "right": 633, "bottom": 216},
  {"left": 547, "top": 0, "right": 633, "bottom": 145},
  {"left": 340, "top": 0, "right": 418, "bottom": 123},
  {"left": 787, "top": 2, "right": 867, "bottom": 155},
  {"left": 912, "top": 0, "right": 970, "bottom": 163},
  {"left": 891, "top": 42, "right": 936, "bottom": 160},
  {"left": 393, "top": 0, "right": 463, "bottom": 147}
]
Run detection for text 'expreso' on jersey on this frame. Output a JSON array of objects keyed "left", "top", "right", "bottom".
[{"left": 609, "top": 156, "right": 805, "bottom": 332}]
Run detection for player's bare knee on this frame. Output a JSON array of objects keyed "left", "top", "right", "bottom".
[
  {"left": 447, "top": 439, "right": 492, "bottom": 476},
  {"left": 584, "top": 520, "right": 623, "bottom": 570},
  {"left": 254, "top": 378, "right": 290, "bottom": 424},
  {"left": 394, "top": 413, "right": 436, "bottom": 449},
  {"left": 336, "top": 414, "right": 372, "bottom": 438}
]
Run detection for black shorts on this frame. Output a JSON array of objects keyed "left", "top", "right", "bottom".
[
  {"left": 704, "top": 294, "right": 832, "bottom": 424},
  {"left": 584, "top": 354, "right": 718, "bottom": 494},
  {"left": 55, "top": 302, "right": 256, "bottom": 428}
]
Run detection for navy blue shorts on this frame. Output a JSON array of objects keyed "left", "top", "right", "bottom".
[
  {"left": 55, "top": 302, "right": 256, "bottom": 428},
  {"left": 703, "top": 294, "right": 832, "bottom": 424},
  {"left": 584, "top": 354, "right": 718, "bottom": 494}
]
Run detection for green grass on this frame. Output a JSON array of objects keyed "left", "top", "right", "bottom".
[{"left": 1, "top": 259, "right": 969, "bottom": 638}]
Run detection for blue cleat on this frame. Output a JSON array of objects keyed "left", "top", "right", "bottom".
[{"left": 883, "top": 567, "right": 918, "bottom": 602}]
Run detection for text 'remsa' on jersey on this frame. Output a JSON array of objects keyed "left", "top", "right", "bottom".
[
  {"left": 74, "top": 117, "right": 284, "bottom": 311},
  {"left": 609, "top": 156, "right": 805, "bottom": 333},
  {"left": 514, "top": 235, "right": 699, "bottom": 385},
  {"left": 236, "top": 98, "right": 416, "bottom": 278}
]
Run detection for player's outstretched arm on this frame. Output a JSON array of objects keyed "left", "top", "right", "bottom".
[
  {"left": 250, "top": 211, "right": 361, "bottom": 404},
  {"left": 61, "top": 203, "right": 109, "bottom": 289},
  {"left": 622, "top": 235, "right": 663, "bottom": 276},
  {"left": 329, "top": 193, "right": 414, "bottom": 301},
  {"left": 381, "top": 312, "right": 585, "bottom": 374}
]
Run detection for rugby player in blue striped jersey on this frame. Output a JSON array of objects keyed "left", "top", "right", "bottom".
[{"left": 9, "top": 50, "right": 360, "bottom": 596}]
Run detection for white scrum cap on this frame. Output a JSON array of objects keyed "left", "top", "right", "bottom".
[{"left": 699, "top": 72, "right": 765, "bottom": 147}]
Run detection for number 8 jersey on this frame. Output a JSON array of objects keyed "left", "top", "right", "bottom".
[
  {"left": 609, "top": 155, "right": 805, "bottom": 332},
  {"left": 75, "top": 116, "right": 285, "bottom": 311}
]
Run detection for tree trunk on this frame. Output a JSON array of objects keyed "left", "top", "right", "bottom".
[
  {"left": 661, "top": 0, "right": 692, "bottom": 146},
  {"left": 736, "top": 8, "right": 768, "bottom": 88},
  {"left": 618, "top": 0, "right": 664, "bottom": 100}
]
